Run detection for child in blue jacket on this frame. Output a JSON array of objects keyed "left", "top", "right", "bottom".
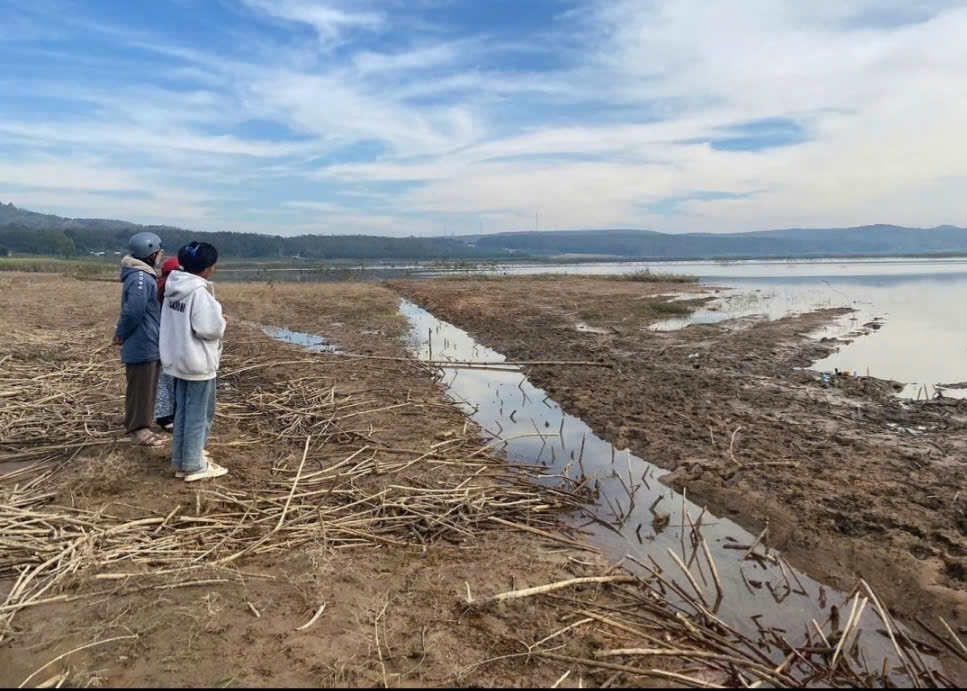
[{"left": 113, "top": 232, "right": 165, "bottom": 447}]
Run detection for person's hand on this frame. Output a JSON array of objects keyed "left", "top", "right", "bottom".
[{"left": 112, "top": 335, "right": 123, "bottom": 346}]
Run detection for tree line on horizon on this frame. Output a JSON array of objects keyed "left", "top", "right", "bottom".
[
  {"left": 6, "top": 222, "right": 967, "bottom": 261},
  {"left": 0, "top": 224, "right": 510, "bottom": 261},
  {"left": 2, "top": 201, "right": 967, "bottom": 260}
]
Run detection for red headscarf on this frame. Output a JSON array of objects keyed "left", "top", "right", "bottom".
[{"left": 157, "top": 257, "right": 181, "bottom": 303}]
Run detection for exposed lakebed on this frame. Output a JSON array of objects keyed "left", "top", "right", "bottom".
[
  {"left": 422, "top": 257, "right": 967, "bottom": 402},
  {"left": 258, "top": 272, "right": 960, "bottom": 688},
  {"left": 394, "top": 298, "right": 930, "bottom": 679},
  {"left": 264, "top": 298, "right": 941, "bottom": 682}
]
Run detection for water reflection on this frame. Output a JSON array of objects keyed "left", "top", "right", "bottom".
[{"left": 648, "top": 274, "right": 967, "bottom": 400}]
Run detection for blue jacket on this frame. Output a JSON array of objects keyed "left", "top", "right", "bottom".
[{"left": 115, "top": 255, "right": 161, "bottom": 365}]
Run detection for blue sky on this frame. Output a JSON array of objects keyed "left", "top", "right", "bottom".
[{"left": 0, "top": 0, "right": 965, "bottom": 236}]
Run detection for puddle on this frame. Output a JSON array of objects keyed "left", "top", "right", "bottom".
[
  {"left": 885, "top": 422, "right": 928, "bottom": 436},
  {"left": 262, "top": 326, "right": 340, "bottom": 353},
  {"left": 398, "top": 298, "right": 937, "bottom": 681}
]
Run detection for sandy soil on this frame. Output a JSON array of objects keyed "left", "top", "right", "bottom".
[
  {"left": 391, "top": 275, "right": 967, "bottom": 675},
  {"left": 0, "top": 274, "right": 682, "bottom": 688}
]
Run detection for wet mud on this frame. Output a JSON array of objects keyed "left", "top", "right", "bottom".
[{"left": 391, "top": 276, "right": 967, "bottom": 678}]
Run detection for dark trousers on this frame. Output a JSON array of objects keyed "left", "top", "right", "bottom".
[{"left": 124, "top": 361, "right": 161, "bottom": 433}]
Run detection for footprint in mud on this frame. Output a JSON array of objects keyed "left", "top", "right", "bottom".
[
  {"left": 832, "top": 513, "right": 886, "bottom": 537},
  {"left": 932, "top": 531, "right": 967, "bottom": 557},
  {"left": 957, "top": 513, "right": 967, "bottom": 537},
  {"left": 944, "top": 559, "right": 967, "bottom": 583}
]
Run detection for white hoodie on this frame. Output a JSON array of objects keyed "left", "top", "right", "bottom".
[{"left": 160, "top": 270, "right": 226, "bottom": 381}]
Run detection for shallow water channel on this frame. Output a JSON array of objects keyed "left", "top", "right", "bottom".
[
  {"left": 395, "top": 298, "right": 938, "bottom": 682},
  {"left": 260, "top": 297, "right": 943, "bottom": 682}
]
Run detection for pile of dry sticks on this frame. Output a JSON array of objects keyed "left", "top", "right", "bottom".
[{"left": 0, "top": 328, "right": 594, "bottom": 641}]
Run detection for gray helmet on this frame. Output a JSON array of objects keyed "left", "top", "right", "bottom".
[{"left": 128, "top": 231, "right": 162, "bottom": 260}]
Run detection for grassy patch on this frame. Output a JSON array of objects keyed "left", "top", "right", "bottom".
[
  {"left": 577, "top": 297, "right": 698, "bottom": 325},
  {"left": 650, "top": 300, "right": 695, "bottom": 315},
  {"left": 435, "top": 270, "right": 699, "bottom": 284},
  {"left": 0, "top": 257, "right": 85, "bottom": 273},
  {"left": 68, "top": 262, "right": 115, "bottom": 281},
  {"left": 0, "top": 256, "right": 115, "bottom": 280},
  {"left": 608, "top": 269, "right": 698, "bottom": 283},
  {"left": 434, "top": 272, "right": 498, "bottom": 281}
]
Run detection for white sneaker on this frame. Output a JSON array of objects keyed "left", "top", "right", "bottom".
[
  {"left": 183, "top": 461, "right": 228, "bottom": 483},
  {"left": 173, "top": 451, "right": 211, "bottom": 478}
]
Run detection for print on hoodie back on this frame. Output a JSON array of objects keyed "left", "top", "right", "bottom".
[{"left": 160, "top": 270, "right": 226, "bottom": 381}]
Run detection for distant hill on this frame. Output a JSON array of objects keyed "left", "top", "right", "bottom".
[
  {"left": 468, "top": 225, "right": 967, "bottom": 259},
  {"left": 0, "top": 202, "right": 175, "bottom": 234},
  {"left": 0, "top": 202, "right": 509, "bottom": 261},
  {"left": 2, "top": 201, "right": 966, "bottom": 260}
]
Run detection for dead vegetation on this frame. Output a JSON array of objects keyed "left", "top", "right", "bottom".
[
  {"left": 0, "top": 275, "right": 963, "bottom": 687},
  {"left": 607, "top": 269, "right": 698, "bottom": 284}
]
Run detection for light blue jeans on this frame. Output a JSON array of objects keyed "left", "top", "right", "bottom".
[{"left": 170, "top": 377, "right": 217, "bottom": 475}]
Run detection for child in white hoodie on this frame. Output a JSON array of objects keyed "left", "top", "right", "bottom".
[{"left": 160, "top": 242, "right": 228, "bottom": 482}]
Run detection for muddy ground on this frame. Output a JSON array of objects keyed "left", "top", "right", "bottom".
[
  {"left": 0, "top": 274, "right": 693, "bottom": 688},
  {"left": 392, "top": 275, "right": 967, "bottom": 672}
]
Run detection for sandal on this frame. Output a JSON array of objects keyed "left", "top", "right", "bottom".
[{"left": 131, "top": 428, "right": 164, "bottom": 447}]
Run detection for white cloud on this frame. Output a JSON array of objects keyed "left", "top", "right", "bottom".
[
  {"left": 2, "top": 0, "right": 967, "bottom": 235},
  {"left": 316, "top": 0, "right": 967, "bottom": 232},
  {"left": 351, "top": 42, "right": 462, "bottom": 75},
  {"left": 0, "top": 156, "right": 216, "bottom": 226},
  {"left": 0, "top": 120, "right": 311, "bottom": 158},
  {"left": 3, "top": 188, "right": 212, "bottom": 225},
  {"left": 283, "top": 200, "right": 350, "bottom": 212},
  {"left": 239, "top": 67, "right": 483, "bottom": 157},
  {"left": 241, "top": 0, "right": 384, "bottom": 43}
]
